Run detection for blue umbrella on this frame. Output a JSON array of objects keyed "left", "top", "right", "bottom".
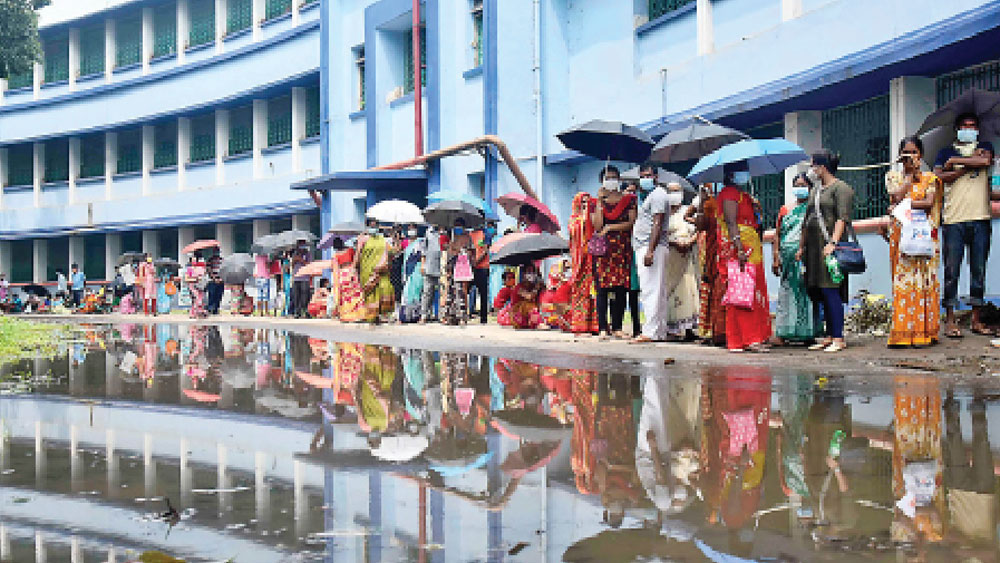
[
  {"left": 428, "top": 190, "right": 491, "bottom": 214},
  {"left": 557, "top": 119, "right": 654, "bottom": 163},
  {"left": 687, "top": 138, "right": 808, "bottom": 184}
]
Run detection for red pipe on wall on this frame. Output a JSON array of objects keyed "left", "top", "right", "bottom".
[{"left": 412, "top": 0, "right": 424, "bottom": 158}]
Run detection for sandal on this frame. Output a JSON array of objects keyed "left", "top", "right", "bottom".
[
  {"left": 630, "top": 336, "right": 654, "bottom": 344},
  {"left": 808, "top": 340, "right": 832, "bottom": 351},
  {"left": 824, "top": 341, "right": 847, "bottom": 353},
  {"left": 747, "top": 343, "right": 771, "bottom": 353},
  {"left": 971, "top": 325, "right": 994, "bottom": 336},
  {"left": 945, "top": 325, "right": 964, "bottom": 339}
]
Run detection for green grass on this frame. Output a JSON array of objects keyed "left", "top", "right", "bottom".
[{"left": 0, "top": 317, "right": 70, "bottom": 368}]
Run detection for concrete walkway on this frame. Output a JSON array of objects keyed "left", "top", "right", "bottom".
[{"left": 24, "top": 312, "right": 1000, "bottom": 381}]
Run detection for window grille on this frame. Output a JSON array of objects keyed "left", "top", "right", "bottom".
[
  {"left": 7, "top": 70, "right": 33, "bottom": 90},
  {"left": 648, "top": 0, "right": 694, "bottom": 20},
  {"left": 403, "top": 27, "right": 426, "bottom": 94},
  {"left": 117, "top": 131, "right": 142, "bottom": 174},
  {"left": 306, "top": 85, "right": 321, "bottom": 137},
  {"left": 471, "top": 1, "right": 483, "bottom": 68},
  {"left": 44, "top": 140, "right": 69, "bottom": 183},
  {"left": 190, "top": 114, "right": 216, "bottom": 162},
  {"left": 80, "top": 135, "right": 105, "bottom": 179},
  {"left": 79, "top": 25, "right": 105, "bottom": 77},
  {"left": 266, "top": 0, "right": 292, "bottom": 20},
  {"left": 229, "top": 106, "right": 253, "bottom": 155},
  {"left": 10, "top": 241, "right": 32, "bottom": 283},
  {"left": 189, "top": 0, "right": 216, "bottom": 48},
  {"left": 153, "top": 3, "right": 177, "bottom": 58},
  {"left": 228, "top": 0, "right": 252, "bottom": 34},
  {"left": 822, "top": 94, "right": 890, "bottom": 221},
  {"left": 44, "top": 38, "right": 69, "bottom": 83},
  {"left": 154, "top": 122, "right": 178, "bottom": 168},
  {"left": 268, "top": 96, "right": 292, "bottom": 147},
  {"left": 936, "top": 59, "right": 1000, "bottom": 107},
  {"left": 354, "top": 47, "right": 365, "bottom": 110},
  {"left": 6, "top": 145, "right": 33, "bottom": 187},
  {"left": 746, "top": 122, "right": 785, "bottom": 230},
  {"left": 116, "top": 17, "right": 142, "bottom": 67},
  {"left": 234, "top": 222, "right": 253, "bottom": 253}
]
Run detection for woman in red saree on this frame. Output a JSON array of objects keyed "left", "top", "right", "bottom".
[
  {"left": 697, "top": 187, "right": 727, "bottom": 346},
  {"left": 568, "top": 192, "right": 598, "bottom": 334},
  {"left": 539, "top": 260, "right": 571, "bottom": 330}
]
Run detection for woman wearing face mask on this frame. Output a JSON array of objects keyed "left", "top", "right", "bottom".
[
  {"left": 696, "top": 184, "right": 727, "bottom": 346},
  {"left": 662, "top": 182, "right": 699, "bottom": 340},
  {"left": 442, "top": 218, "right": 474, "bottom": 325},
  {"left": 773, "top": 173, "right": 819, "bottom": 345},
  {"left": 511, "top": 264, "right": 543, "bottom": 329},
  {"left": 356, "top": 218, "right": 395, "bottom": 323},
  {"left": 592, "top": 165, "right": 638, "bottom": 339},
  {"left": 717, "top": 162, "right": 772, "bottom": 353},
  {"left": 398, "top": 226, "right": 425, "bottom": 323},
  {"left": 493, "top": 270, "right": 517, "bottom": 326},
  {"left": 884, "top": 136, "right": 942, "bottom": 348},
  {"left": 568, "top": 192, "right": 599, "bottom": 335},
  {"left": 796, "top": 149, "right": 854, "bottom": 353}
]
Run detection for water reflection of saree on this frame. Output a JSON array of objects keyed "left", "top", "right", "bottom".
[
  {"left": 357, "top": 346, "right": 396, "bottom": 432},
  {"left": 571, "top": 372, "right": 639, "bottom": 498},
  {"left": 891, "top": 375, "right": 944, "bottom": 543}
]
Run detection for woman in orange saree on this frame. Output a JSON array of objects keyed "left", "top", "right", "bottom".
[{"left": 568, "top": 192, "right": 598, "bottom": 334}]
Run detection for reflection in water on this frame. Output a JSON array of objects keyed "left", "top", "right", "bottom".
[{"left": 0, "top": 324, "right": 999, "bottom": 561}]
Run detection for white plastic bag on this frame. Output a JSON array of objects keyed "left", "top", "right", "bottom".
[{"left": 895, "top": 199, "right": 934, "bottom": 257}]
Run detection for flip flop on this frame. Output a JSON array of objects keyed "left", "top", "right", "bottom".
[
  {"left": 971, "top": 326, "right": 995, "bottom": 337},
  {"left": 946, "top": 327, "right": 964, "bottom": 339}
]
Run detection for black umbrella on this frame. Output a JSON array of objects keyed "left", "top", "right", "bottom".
[
  {"left": 557, "top": 119, "right": 654, "bottom": 163},
  {"left": 116, "top": 251, "right": 145, "bottom": 266},
  {"left": 219, "top": 253, "right": 255, "bottom": 285},
  {"left": 916, "top": 88, "right": 1000, "bottom": 136},
  {"left": 490, "top": 232, "right": 568, "bottom": 266},
  {"left": 21, "top": 284, "right": 50, "bottom": 297},
  {"left": 649, "top": 116, "right": 747, "bottom": 163},
  {"left": 318, "top": 222, "right": 365, "bottom": 250},
  {"left": 422, "top": 200, "right": 486, "bottom": 229},
  {"left": 276, "top": 229, "right": 317, "bottom": 248},
  {"left": 250, "top": 233, "right": 293, "bottom": 256}
]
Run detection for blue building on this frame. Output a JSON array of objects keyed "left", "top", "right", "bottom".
[{"left": 5, "top": 0, "right": 1000, "bottom": 298}]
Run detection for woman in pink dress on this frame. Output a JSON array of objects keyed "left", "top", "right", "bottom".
[
  {"left": 185, "top": 256, "right": 207, "bottom": 318},
  {"left": 138, "top": 255, "right": 157, "bottom": 315}
]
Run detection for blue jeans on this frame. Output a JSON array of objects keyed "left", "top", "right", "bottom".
[{"left": 942, "top": 220, "right": 992, "bottom": 309}]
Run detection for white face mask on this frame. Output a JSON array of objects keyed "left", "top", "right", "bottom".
[
  {"left": 407, "top": 230, "right": 417, "bottom": 238},
  {"left": 665, "top": 191, "right": 684, "bottom": 206},
  {"left": 602, "top": 179, "right": 621, "bottom": 192},
  {"left": 806, "top": 168, "right": 821, "bottom": 185}
]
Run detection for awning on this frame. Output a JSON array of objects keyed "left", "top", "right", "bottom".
[{"left": 291, "top": 169, "right": 428, "bottom": 192}]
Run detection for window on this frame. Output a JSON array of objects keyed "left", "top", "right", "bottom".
[
  {"left": 403, "top": 26, "right": 426, "bottom": 94},
  {"left": 305, "top": 85, "right": 321, "bottom": 137},
  {"left": 158, "top": 228, "right": 179, "bottom": 259},
  {"left": 44, "top": 37, "right": 69, "bottom": 83},
  {"left": 43, "top": 139, "right": 69, "bottom": 183},
  {"left": 80, "top": 134, "right": 105, "bottom": 179},
  {"left": 936, "top": 59, "right": 1000, "bottom": 107},
  {"left": 471, "top": 1, "right": 483, "bottom": 68},
  {"left": 117, "top": 129, "right": 142, "bottom": 174},
  {"left": 194, "top": 224, "right": 215, "bottom": 240},
  {"left": 353, "top": 46, "right": 365, "bottom": 110},
  {"left": 648, "top": 0, "right": 695, "bottom": 20},
  {"left": 822, "top": 94, "right": 890, "bottom": 221},
  {"left": 228, "top": 0, "right": 252, "bottom": 34},
  {"left": 79, "top": 25, "right": 105, "bottom": 77},
  {"left": 265, "top": 0, "right": 292, "bottom": 20},
  {"left": 234, "top": 222, "right": 254, "bottom": 253},
  {"left": 153, "top": 2, "right": 177, "bottom": 58},
  {"left": 189, "top": 0, "right": 216, "bottom": 48},
  {"left": 153, "top": 121, "right": 178, "bottom": 168},
  {"left": 229, "top": 105, "right": 253, "bottom": 156},
  {"left": 116, "top": 17, "right": 142, "bottom": 68},
  {"left": 46, "top": 238, "right": 68, "bottom": 282},
  {"left": 83, "top": 234, "right": 105, "bottom": 281},
  {"left": 7, "top": 69, "right": 33, "bottom": 90},
  {"left": 10, "top": 241, "right": 32, "bottom": 283},
  {"left": 268, "top": 95, "right": 292, "bottom": 147},
  {"left": 190, "top": 114, "right": 216, "bottom": 163},
  {"left": 6, "top": 144, "right": 33, "bottom": 187}
]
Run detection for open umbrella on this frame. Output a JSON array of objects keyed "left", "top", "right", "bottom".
[
  {"left": 916, "top": 88, "right": 1000, "bottom": 137},
  {"left": 250, "top": 233, "right": 293, "bottom": 256},
  {"left": 219, "top": 253, "right": 254, "bottom": 285},
  {"left": 319, "top": 222, "right": 365, "bottom": 250},
  {"left": 366, "top": 199, "right": 425, "bottom": 224},
  {"left": 557, "top": 119, "right": 655, "bottom": 163},
  {"left": 500, "top": 441, "right": 561, "bottom": 479},
  {"left": 153, "top": 258, "right": 181, "bottom": 271},
  {"left": 649, "top": 116, "right": 747, "bottom": 163},
  {"left": 275, "top": 229, "right": 317, "bottom": 248},
  {"left": 116, "top": 251, "right": 145, "bottom": 266},
  {"left": 295, "top": 259, "right": 333, "bottom": 278},
  {"left": 687, "top": 138, "right": 808, "bottom": 184},
  {"left": 183, "top": 388, "right": 221, "bottom": 403},
  {"left": 21, "top": 283, "right": 50, "bottom": 297},
  {"left": 423, "top": 200, "right": 486, "bottom": 228},
  {"left": 371, "top": 435, "right": 430, "bottom": 463},
  {"left": 490, "top": 232, "right": 568, "bottom": 266},
  {"left": 428, "top": 190, "right": 490, "bottom": 214},
  {"left": 496, "top": 193, "right": 560, "bottom": 233},
  {"left": 491, "top": 408, "right": 572, "bottom": 441},
  {"left": 182, "top": 239, "right": 220, "bottom": 255}
]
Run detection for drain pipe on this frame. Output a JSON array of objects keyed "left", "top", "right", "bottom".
[
  {"left": 412, "top": 0, "right": 424, "bottom": 158},
  {"left": 533, "top": 0, "right": 543, "bottom": 203}
]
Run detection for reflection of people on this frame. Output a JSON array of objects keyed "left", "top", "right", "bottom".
[
  {"left": 891, "top": 375, "right": 944, "bottom": 544},
  {"left": 943, "top": 391, "right": 996, "bottom": 546}
]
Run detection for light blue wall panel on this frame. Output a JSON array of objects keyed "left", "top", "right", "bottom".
[{"left": 75, "top": 179, "right": 106, "bottom": 203}]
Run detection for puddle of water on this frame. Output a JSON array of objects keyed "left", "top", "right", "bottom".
[{"left": 0, "top": 323, "right": 999, "bottom": 561}]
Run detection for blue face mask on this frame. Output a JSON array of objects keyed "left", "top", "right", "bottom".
[
  {"left": 731, "top": 171, "right": 751, "bottom": 186},
  {"left": 453, "top": 227, "right": 465, "bottom": 235},
  {"left": 639, "top": 177, "right": 655, "bottom": 191},
  {"left": 367, "top": 227, "right": 378, "bottom": 235},
  {"left": 792, "top": 187, "right": 810, "bottom": 200},
  {"left": 956, "top": 128, "right": 979, "bottom": 144},
  {"left": 485, "top": 226, "right": 497, "bottom": 237}
]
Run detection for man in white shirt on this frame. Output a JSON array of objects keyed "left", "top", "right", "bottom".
[{"left": 632, "top": 162, "right": 674, "bottom": 342}]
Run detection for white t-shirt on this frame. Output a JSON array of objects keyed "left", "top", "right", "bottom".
[{"left": 632, "top": 187, "right": 671, "bottom": 247}]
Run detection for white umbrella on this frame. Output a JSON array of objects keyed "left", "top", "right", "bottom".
[
  {"left": 370, "top": 435, "right": 430, "bottom": 463},
  {"left": 366, "top": 199, "right": 425, "bottom": 224}
]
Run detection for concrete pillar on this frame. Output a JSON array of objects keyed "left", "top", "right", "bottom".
[
  {"left": 0, "top": 78, "right": 6, "bottom": 106},
  {"left": 105, "top": 131, "right": 117, "bottom": 200},
  {"left": 781, "top": 0, "right": 802, "bottom": 21},
  {"left": 292, "top": 214, "right": 310, "bottom": 232},
  {"left": 178, "top": 117, "right": 191, "bottom": 190},
  {"left": 32, "top": 239, "right": 48, "bottom": 283},
  {"left": 70, "top": 536, "right": 83, "bottom": 563},
  {"left": 215, "top": 108, "right": 229, "bottom": 185},
  {"left": 696, "top": 0, "right": 714, "bottom": 56},
  {"left": 141, "top": 7, "right": 154, "bottom": 74},
  {"left": 252, "top": 0, "right": 266, "bottom": 41},
  {"left": 142, "top": 125, "right": 154, "bottom": 195},
  {"left": 32, "top": 142, "right": 43, "bottom": 207},
  {"left": 0, "top": 147, "right": 7, "bottom": 209},
  {"left": 106, "top": 428, "right": 119, "bottom": 499},
  {"left": 68, "top": 137, "right": 80, "bottom": 205},
  {"left": 105, "top": 233, "right": 121, "bottom": 281},
  {"left": 34, "top": 530, "right": 46, "bottom": 563},
  {"left": 217, "top": 223, "right": 235, "bottom": 255},
  {"left": 252, "top": 99, "right": 267, "bottom": 178},
  {"left": 33, "top": 61, "right": 42, "bottom": 100},
  {"left": 783, "top": 111, "right": 822, "bottom": 205},
  {"left": 178, "top": 226, "right": 195, "bottom": 255},
  {"left": 215, "top": 0, "right": 228, "bottom": 54},
  {"left": 889, "top": 76, "right": 936, "bottom": 163},
  {"left": 252, "top": 219, "right": 270, "bottom": 240},
  {"left": 0, "top": 241, "right": 11, "bottom": 281},
  {"left": 292, "top": 0, "right": 300, "bottom": 25},
  {"left": 68, "top": 28, "right": 80, "bottom": 91},
  {"left": 177, "top": 0, "right": 190, "bottom": 63},
  {"left": 142, "top": 230, "right": 160, "bottom": 257},
  {"left": 144, "top": 433, "right": 156, "bottom": 500},
  {"left": 68, "top": 237, "right": 85, "bottom": 280},
  {"left": 291, "top": 86, "right": 306, "bottom": 173},
  {"left": 104, "top": 18, "right": 116, "bottom": 83}
]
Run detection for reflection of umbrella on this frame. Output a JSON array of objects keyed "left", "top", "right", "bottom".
[
  {"left": 428, "top": 190, "right": 490, "bottom": 214},
  {"left": 219, "top": 253, "right": 254, "bottom": 285},
  {"left": 294, "top": 260, "right": 332, "bottom": 278},
  {"left": 366, "top": 199, "right": 424, "bottom": 224},
  {"left": 500, "top": 441, "right": 561, "bottom": 479},
  {"left": 649, "top": 116, "right": 747, "bottom": 164},
  {"left": 295, "top": 369, "right": 335, "bottom": 389},
  {"left": 250, "top": 233, "right": 292, "bottom": 256},
  {"left": 622, "top": 167, "right": 695, "bottom": 191},
  {"left": 182, "top": 239, "right": 220, "bottom": 255},
  {"left": 916, "top": 88, "right": 1000, "bottom": 137},
  {"left": 21, "top": 284, "right": 50, "bottom": 297},
  {"left": 423, "top": 200, "right": 486, "bottom": 228},
  {"left": 116, "top": 251, "right": 145, "bottom": 266},
  {"left": 495, "top": 193, "right": 560, "bottom": 232},
  {"left": 276, "top": 229, "right": 317, "bottom": 248},
  {"left": 491, "top": 408, "right": 571, "bottom": 441},
  {"left": 490, "top": 232, "right": 568, "bottom": 266},
  {"left": 557, "top": 119, "right": 654, "bottom": 163},
  {"left": 687, "top": 138, "right": 808, "bottom": 184},
  {"left": 371, "top": 435, "right": 430, "bottom": 462},
  {"left": 295, "top": 449, "right": 428, "bottom": 472},
  {"left": 183, "top": 388, "right": 221, "bottom": 403}
]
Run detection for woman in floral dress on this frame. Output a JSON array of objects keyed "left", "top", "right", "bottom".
[{"left": 591, "top": 167, "right": 637, "bottom": 339}]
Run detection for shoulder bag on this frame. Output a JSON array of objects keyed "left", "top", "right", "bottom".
[{"left": 814, "top": 183, "right": 866, "bottom": 275}]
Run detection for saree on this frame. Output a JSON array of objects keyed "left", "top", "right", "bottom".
[
  {"left": 774, "top": 203, "right": 818, "bottom": 341},
  {"left": 333, "top": 248, "right": 364, "bottom": 322},
  {"left": 716, "top": 187, "right": 772, "bottom": 351},
  {"left": 539, "top": 262, "right": 571, "bottom": 330},
  {"left": 698, "top": 194, "right": 726, "bottom": 344},
  {"left": 568, "top": 193, "right": 598, "bottom": 334},
  {"left": 887, "top": 172, "right": 941, "bottom": 347},
  {"left": 358, "top": 235, "right": 395, "bottom": 322},
  {"left": 663, "top": 206, "right": 700, "bottom": 335},
  {"left": 594, "top": 194, "right": 636, "bottom": 289},
  {"left": 891, "top": 375, "right": 944, "bottom": 542}
]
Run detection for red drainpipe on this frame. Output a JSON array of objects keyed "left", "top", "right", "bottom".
[{"left": 412, "top": 0, "right": 424, "bottom": 158}]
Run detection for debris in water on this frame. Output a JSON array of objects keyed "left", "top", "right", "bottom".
[{"left": 509, "top": 542, "right": 529, "bottom": 555}]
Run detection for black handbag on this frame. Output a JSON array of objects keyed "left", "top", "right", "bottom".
[{"left": 814, "top": 184, "right": 866, "bottom": 275}]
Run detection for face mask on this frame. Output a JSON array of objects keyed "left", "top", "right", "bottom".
[
  {"left": 665, "top": 191, "right": 684, "bottom": 206},
  {"left": 367, "top": 227, "right": 378, "bottom": 234},
  {"left": 453, "top": 227, "right": 465, "bottom": 235},
  {"left": 806, "top": 168, "right": 821, "bottom": 185},
  {"left": 602, "top": 179, "right": 621, "bottom": 192},
  {"left": 691, "top": 196, "right": 701, "bottom": 208},
  {"left": 407, "top": 230, "right": 417, "bottom": 238},
  {"left": 731, "top": 171, "right": 751, "bottom": 186},
  {"left": 638, "top": 177, "right": 655, "bottom": 191},
  {"left": 792, "top": 186, "right": 810, "bottom": 200},
  {"left": 485, "top": 227, "right": 496, "bottom": 237},
  {"left": 956, "top": 128, "right": 979, "bottom": 144},
  {"left": 523, "top": 274, "right": 536, "bottom": 283}
]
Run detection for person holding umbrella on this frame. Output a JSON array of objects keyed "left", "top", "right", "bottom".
[
  {"left": 592, "top": 165, "right": 637, "bottom": 339},
  {"left": 933, "top": 113, "right": 995, "bottom": 338},
  {"left": 442, "top": 217, "right": 474, "bottom": 325},
  {"left": 418, "top": 225, "right": 444, "bottom": 323},
  {"left": 139, "top": 254, "right": 157, "bottom": 316},
  {"left": 631, "top": 162, "right": 673, "bottom": 343},
  {"left": 356, "top": 217, "right": 395, "bottom": 323}
]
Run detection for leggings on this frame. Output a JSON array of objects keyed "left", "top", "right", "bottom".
[
  {"left": 597, "top": 286, "right": 627, "bottom": 334},
  {"left": 812, "top": 287, "right": 844, "bottom": 339},
  {"left": 628, "top": 289, "right": 640, "bottom": 336}
]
